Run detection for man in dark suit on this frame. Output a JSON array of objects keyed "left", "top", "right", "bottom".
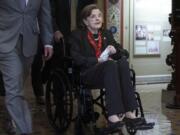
[
  {"left": 0, "top": 0, "right": 53, "bottom": 135},
  {"left": 50, "top": 0, "right": 71, "bottom": 41},
  {"left": 30, "top": 0, "right": 70, "bottom": 105}
]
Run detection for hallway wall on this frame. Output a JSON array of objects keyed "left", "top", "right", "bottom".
[
  {"left": 105, "top": 0, "right": 172, "bottom": 83},
  {"left": 71, "top": 1, "right": 172, "bottom": 83}
]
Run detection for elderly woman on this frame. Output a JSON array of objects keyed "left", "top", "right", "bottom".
[{"left": 69, "top": 4, "right": 142, "bottom": 128}]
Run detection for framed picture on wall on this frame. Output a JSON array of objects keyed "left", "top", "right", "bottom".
[
  {"left": 105, "top": 0, "right": 123, "bottom": 44},
  {"left": 133, "top": 0, "right": 171, "bottom": 56}
]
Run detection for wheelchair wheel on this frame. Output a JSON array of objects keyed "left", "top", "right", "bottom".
[{"left": 45, "top": 69, "right": 73, "bottom": 133}]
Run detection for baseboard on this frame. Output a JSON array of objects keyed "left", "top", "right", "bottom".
[{"left": 136, "top": 74, "right": 171, "bottom": 84}]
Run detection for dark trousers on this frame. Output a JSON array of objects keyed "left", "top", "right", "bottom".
[
  {"left": 82, "top": 58, "right": 138, "bottom": 116},
  {"left": 31, "top": 42, "right": 44, "bottom": 97}
]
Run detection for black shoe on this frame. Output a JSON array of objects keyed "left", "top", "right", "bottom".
[
  {"left": 124, "top": 117, "right": 145, "bottom": 126},
  {"left": 4, "top": 119, "right": 16, "bottom": 135},
  {"left": 98, "top": 121, "right": 124, "bottom": 135},
  {"left": 36, "top": 96, "right": 45, "bottom": 105},
  {"left": 108, "top": 120, "right": 124, "bottom": 129}
]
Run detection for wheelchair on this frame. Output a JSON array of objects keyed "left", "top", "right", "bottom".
[{"left": 44, "top": 42, "right": 154, "bottom": 135}]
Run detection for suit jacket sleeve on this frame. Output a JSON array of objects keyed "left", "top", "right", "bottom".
[
  {"left": 69, "top": 30, "right": 98, "bottom": 68},
  {"left": 38, "top": 0, "right": 53, "bottom": 45}
]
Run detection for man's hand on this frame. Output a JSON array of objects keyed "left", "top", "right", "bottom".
[
  {"left": 54, "top": 30, "right": 63, "bottom": 42},
  {"left": 44, "top": 46, "right": 53, "bottom": 61}
]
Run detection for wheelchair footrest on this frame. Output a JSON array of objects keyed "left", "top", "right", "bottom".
[
  {"left": 135, "top": 122, "right": 155, "bottom": 130},
  {"left": 125, "top": 118, "right": 155, "bottom": 135},
  {"left": 126, "top": 121, "right": 155, "bottom": 131}
]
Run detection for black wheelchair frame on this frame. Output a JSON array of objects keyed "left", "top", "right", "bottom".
[{"left": 44, "top": 41, "right": 154, "bottom": 135}]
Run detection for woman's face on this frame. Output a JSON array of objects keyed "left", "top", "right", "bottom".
[{"left": 83, "top": 9, "right": 103, "bottom": 33}]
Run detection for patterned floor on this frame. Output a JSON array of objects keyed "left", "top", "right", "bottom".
[{"left": 0, "top": 82, "right": 180, "bottom": 135}]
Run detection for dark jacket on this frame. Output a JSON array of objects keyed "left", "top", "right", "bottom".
[
  {"left": 50, "top": 0, "right": 71, "bottom": 38},
  {"left": 69, "top": 29, "right": 127, "bottom": 72}
]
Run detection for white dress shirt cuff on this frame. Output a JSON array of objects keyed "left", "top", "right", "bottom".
[{"left": 45, "top": 45, "right": 53, "bottom": 48}]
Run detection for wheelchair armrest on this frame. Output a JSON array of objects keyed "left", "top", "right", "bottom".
[{"left": 130, "top": 69, "right": 136, "bottom": 88}]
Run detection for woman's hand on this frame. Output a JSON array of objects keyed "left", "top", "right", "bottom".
[
  {"left": 98, "top": 57, "right": 105, "bottom": 63},
  {"left": 98, "top": 57, "right": 113, "bottom": 63},
  {"left": 107, "top": 45, "right": 116, "bottom": 55}
]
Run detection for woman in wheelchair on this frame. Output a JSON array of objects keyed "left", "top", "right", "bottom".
[{"left": 69, "top": 4, "right": 143, "bottom": 129}]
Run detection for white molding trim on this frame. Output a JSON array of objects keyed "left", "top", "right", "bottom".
[{"left": 136, "top": 74, "right": 171, "bottom": 84}]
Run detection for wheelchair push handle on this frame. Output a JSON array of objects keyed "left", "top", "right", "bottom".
[{"left": 57, "top": 38, "right": 66, "bottom": 57}]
